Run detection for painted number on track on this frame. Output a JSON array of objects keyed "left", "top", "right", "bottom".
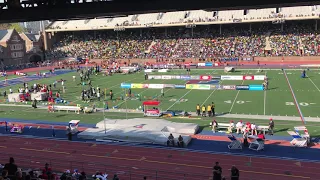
[
  {"left": 169, "top": 98, "right": 188, "bottom": 102},
  {"left": 285, "top": 102, "right": 313, "bottom": 106}
]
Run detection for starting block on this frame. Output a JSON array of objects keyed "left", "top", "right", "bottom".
[{"left": 227, "top": 135, "right": 242, "bottom": 150}]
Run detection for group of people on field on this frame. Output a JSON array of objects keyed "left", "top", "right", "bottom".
[{"left": 196, "top": 102, "right": 216, "bottom": 117}]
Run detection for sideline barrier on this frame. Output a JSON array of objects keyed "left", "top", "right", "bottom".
[
  {"left": 236, "top": 85, "right": 249, "bottom": 90},
  {"left": 148, "top": 75, "right": 267, "bottom": 80},
  {"left": 249, "top": 85, "right": 264, "bottom": 91},
  {"left": 121, "top": 83, "right": 264, "bottom": 90}
]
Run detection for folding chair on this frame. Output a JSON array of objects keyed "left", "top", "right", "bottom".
[
  {"left": 287, "top": 131, "right": 307, "bottom": 147},
  {"left": 227, "top": 135, "right": 242, "bottom": 150},
  {"left": 249, "top": 138, "right": 264, "bottom": 151}
]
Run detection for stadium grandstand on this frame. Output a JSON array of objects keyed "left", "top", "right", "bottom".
[
  {"left": 1, "top": 1, "right": 320, "bottom": 180},
  {"left": 45, "top": 6, "right": 320, "bottom": 61}
]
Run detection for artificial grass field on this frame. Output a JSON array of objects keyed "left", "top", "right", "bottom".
[
  {"left": 1, "top": 68, "right": 320, "bottom": 117},
  {"left": 0, "top": 68, "right": 319, "bottom": 137},
  {"left": 0, "top": 106, "right": 319, "bottom": 137}
]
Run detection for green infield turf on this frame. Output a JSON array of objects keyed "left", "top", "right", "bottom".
[{"left": 0, "top": 68, "right": 319, "bottom": 119}]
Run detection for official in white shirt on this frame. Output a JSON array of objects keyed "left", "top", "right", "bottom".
[
  {"left": 236, "top": 120, "right": 243, "bottom": 134},
  {"left": 228, "top": 120, "right": 235, "bottom": 133}
]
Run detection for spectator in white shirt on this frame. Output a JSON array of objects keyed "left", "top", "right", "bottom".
[
  {"left": 251, "top": 123, "right": 257, "bottom": 135},
  {"left": 228, "top": 120, "right": 235, "bottom": 133},
  {"left": 236, "top": 120, "right": 243, "bottom": 134},
  {"left": 9, "top": 88, "right": 12, "bottom": 94}
]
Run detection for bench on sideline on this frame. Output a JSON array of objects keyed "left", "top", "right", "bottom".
[
  {"left": 53, "top": 105, "right": 81, "bottom": 113},
  {"left": 210, "top": 122, "right": 270, "bottom": 134}
]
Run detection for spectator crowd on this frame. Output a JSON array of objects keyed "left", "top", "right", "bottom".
[
  {"left": 46, "top": 20, "right": 320, "bottom": 60},
  {"left": 0, "top": 157, "right": 241, "bottom": 180}
]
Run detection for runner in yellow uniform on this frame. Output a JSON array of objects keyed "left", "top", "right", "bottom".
[
  {"left": 196, "top": 104, "right": 200, "bottom": 116},
  {"left": 207, "top": 104, "right": 212, "bottom": 117},
  {"left": 201, "top": 105, "right": 206, "bottom": 117}
]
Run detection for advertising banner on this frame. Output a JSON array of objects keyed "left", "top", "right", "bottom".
[
  {"left": 205, "top": 62, "right": 213, "bottom": 66},
  {"left": 186, "top": 84, "right": 199, "bottom": 89},
  {"left": 174, "top": 75, "right": 181, "bottom": 79},
  {"left": 243, "top": 75, "right": 254, "bottom": 80},
  {"left": 158, "top": 69, "right": 169, "bottom": 73},
  {"left": 161, "top": 75, "right": 172, "bottom": 80},
  {"left": 143, "top": 84, "right": 149, "bottom": 88},
  {"left": 198, "top": 80, "right": 219, "bottom": 84},
  {"left": 190, "top": 75, "right": 200, "bottom": 80},
  {"left": 198, "top": 84, "right": 211, "bottom": 90},
  {"left": 210, "top": 85, "right": 222, "bottom": 90},
  {"left": 144, "top": 69, "right": 154, "bottom": 73},
  {"left": 148, "top": 84, "right": 164, "bottom": 89},
  {"left": 249, "top": 86, "right": 264, "bottom": 91},
  {"left": 198, "top": 63, "right": 206, "bottom": 67},
  {"left": 181, "top": 75, "right": 191, "bottom": 80},
  {"left": 200, "top": 75, "right": 212, "bottom": 80},
  {"left": 236, "top": 85, "right": 249, "bottom": 90},
  {"left": 211, "top": 76, "right": 221, "bottom": 80},
  {"left": 174, "top": 84, "right": 186, "bottom": 89},
  {"left": 249, "top": 85, "right": 263, "bottom": 87},
  {"left": 254, "top": 75, "right": 266, "bottom": 80},
  {"left": 120, "top": 83, "right": 131, "bottom": 89},
  {"left": 221, "top": 76, "right": 243, "bottom": 80},
  {"left": 222, "top": 85, "right": 236, "bottom": 90},
  {"left": 131, "top": 84, "right": 143, "bottom": 89},
  {"left": 164, "top": 84, "right": 175, "bottom": 88},
  {"left": 148, "top": 75, "right": 161, "bottom": 80}
]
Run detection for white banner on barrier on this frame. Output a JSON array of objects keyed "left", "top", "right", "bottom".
[
  {"left": 221, "top": 75, "right": 243, "bottom": 80},
  {"left": 198, "top": 63, "right": 206, "bottom": 67},
  {"left": 144, "top": 69, "right": 154, "bottom": 73},
  {"left": 161, "top": 75, "right": 172, "bottom": 79},
  {"left": 148, "top": 75, "right": 162, "bottom": 79},
  {"left": 148, "top": 84, "right": 164, "bottom": 89},
  {"left": 158, "top": 69, "right": 169, "bottom": 73},
  {"left": 254, "top": 75, "right": 266, "bottom": 80}
]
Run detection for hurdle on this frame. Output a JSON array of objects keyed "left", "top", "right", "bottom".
[
  {"left": 248, "top": 135, "right": 265, "bottom": 151},
  {"left": 287, "top": 126, "right": 310, "bottom": 147},
  {"left": 227, "top": 135, "right": 242, "bottom": 150}
]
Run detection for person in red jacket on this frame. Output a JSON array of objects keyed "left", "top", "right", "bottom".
[
  {"left": 257, "top": 131, "right": 266, "bottom": 140},
  {"left": 41, "top": 163, "right": 53, "bottom": 179}
]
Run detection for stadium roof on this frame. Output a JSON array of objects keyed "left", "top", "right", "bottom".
[{"left": 0, "top": 0, "right": 319, "bottom": 23}]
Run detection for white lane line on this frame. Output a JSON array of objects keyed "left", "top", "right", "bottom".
[
  {"left": 307, "top": 76, "right": 320, "bottom": 92},
  {"left": 229, "top": 69, "right": 250, "bottom": 113},
  {"left": 166, "top": 69, "right": 217, "bottom": 111},
  {"left": 165, "top": 89, "right": 192, "bottom": 111},
  {"left": 264, "top": 71, "right": 267, "bottom": 115},
  {"left": 201, "top": 81, "right": 223, "bottom": 107}
]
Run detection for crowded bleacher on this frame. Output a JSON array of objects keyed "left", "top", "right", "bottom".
[
  {"left": 46, "top": 20, "right": 320, "bottom": 60},
  {"left": 44, "top": 6, "right": 320, "bottom": 61}
]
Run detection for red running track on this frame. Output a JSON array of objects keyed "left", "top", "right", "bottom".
[{"left": 0, "top": 136, "right": 319, "bottom": 180}]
